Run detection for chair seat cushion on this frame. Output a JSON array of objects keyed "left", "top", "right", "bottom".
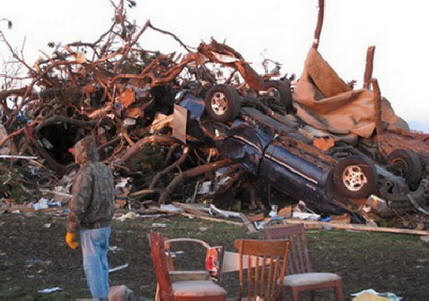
[
  {"left": 283, "top": 272, "right": 341, "bottom": 287},
  {"left": 170, "top": 270, "right": 210, "bottom": 281},
  {"left": 172, "top": 280, "right": 227, "bottom": 297}
]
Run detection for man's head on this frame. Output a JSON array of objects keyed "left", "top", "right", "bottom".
[{"left": 70, "top": 136, "right": 99, "bottom": 165}]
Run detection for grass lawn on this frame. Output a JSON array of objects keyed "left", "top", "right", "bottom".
[{"left": 0, "top": 212, "right": 428, "bottom": 300}]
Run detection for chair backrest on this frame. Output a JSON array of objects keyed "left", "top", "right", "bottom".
[
  {"left": 164, "top": 237, "right": 224, "bottom": 280},
  {"left": 234, "top": 239, "right": 290, "bottom": 300},
  {"left": 264, "top": 223, "right": 312, "bottom": 274},
  {"left": 148, "top": 232, "right": 173, "bottom": 301}
]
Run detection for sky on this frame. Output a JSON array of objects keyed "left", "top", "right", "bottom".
[{"left": 1, "top": 0, "right": 429, "bottom": 132}]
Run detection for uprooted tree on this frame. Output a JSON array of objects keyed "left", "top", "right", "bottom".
[{"left": 0, "top": 0, "right": 285, "bottom": 208}]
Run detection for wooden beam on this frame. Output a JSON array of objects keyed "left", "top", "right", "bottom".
[
  {"left": 312, "top": 0, "right": 325, "bottom": 49},
  {"left": 153, "top": 207, "right": 244, "bottom": 226},
  {"left": 371, "top": 78, "right": 383, "bottom": 140},
  {"left": 363, "top": 46, "right": 376, "bottom": 89},
  {"left": 284, "top": 218, "right": 429, "bottom": 236}
]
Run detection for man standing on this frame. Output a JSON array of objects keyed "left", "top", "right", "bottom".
[{"left": 65, "top": 136, "right": 115, "bottom": 300}]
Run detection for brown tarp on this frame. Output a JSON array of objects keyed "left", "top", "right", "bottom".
[{"left": 293, "top": 48, "right": 408, "bottom": 138}]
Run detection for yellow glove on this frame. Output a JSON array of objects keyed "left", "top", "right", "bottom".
[{"left": 65, "top": 232, "right": 79, "bottom": 249}]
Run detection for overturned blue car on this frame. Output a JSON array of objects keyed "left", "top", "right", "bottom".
[{"left": 178, "top": 83, "right": 422, "bottom": 216}]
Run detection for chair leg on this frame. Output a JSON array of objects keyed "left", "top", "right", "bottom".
[
  {"left": 290, "top": 288, "right": 299, "bottom": 301},
  {"left": 310, "top": 290, "right": 315, "bottom": 301},
  {"left": 334, "top": 280, "right": 344, "bottom": 301},
  {"left": 155, "top": 283, "right": 160, "bottom": 301}
]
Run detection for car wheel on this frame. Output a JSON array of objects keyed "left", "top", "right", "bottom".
[
  {"left": 259, "top": 80, "right": 292, "bottom": 113},
  {"left": 205, "top": 84, "right": 241, "bottom": 122},
  {"left": 333, "top": 156, "right": 377, "bottom": 199},
  {"left": 386, "top": 149, "right": 422, "bottom": 185}
]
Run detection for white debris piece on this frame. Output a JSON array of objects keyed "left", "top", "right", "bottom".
[
  {"left": 197, "top": 181, "right": 212, "bottom": 195},
  {"left": 109, "top": 263, "right": 129, "bottom": 273},
  {"left": 152, "top": 223, "right": 167, "bottom": 228},
  {"left": 292, "top": 211, "right": 320, "bottom": 221},
  {"left": 351, "top": 289, "right": 402, "bottom": 301},
  {"left": 160, "top": 204, "right": 183, "bottom": 213},
  {"left": 114, "top": 211, "right": 138, "bottom": 222},
  {"left": 115, "top": 177, "right": 131, "bottom": 189},
  {"left": 420, "top": 236, "right": 429, "bottom": 243},
  {"left": 33, "top": 198, "right": 49, "bottom": 210},
  {"left": 37, "top": 287, "right": 63, "bottom": 294}
]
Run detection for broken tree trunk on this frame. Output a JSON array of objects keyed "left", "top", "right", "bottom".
[
  {"left": 0, "top": 120, "right": 38, "bottom": 148},
  {"left": 158, "top": 159, "right": 233, "bottom": 203},
  {"left": 117, "top": 135, "right": 181, "bottom": 163},
  {"left": 149, "top": 146, "right": 190, "bottom": 189}
]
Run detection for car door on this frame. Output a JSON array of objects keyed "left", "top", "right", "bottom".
[{"left": 259, "top": 140, "right": 331, "bottom": 203}]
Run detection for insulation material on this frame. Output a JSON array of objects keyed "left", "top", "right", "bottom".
[{"left": 293, "top": 48, "right": 408, "bottom": 138}]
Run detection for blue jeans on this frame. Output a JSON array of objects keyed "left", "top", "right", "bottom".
[{"left": 80, "top": 226, "right": 111, "bottom": 299}]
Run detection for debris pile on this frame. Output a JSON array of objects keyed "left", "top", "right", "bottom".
[
  {"left": 0, "top": 1, "right": 282, "bottom": 211},
  {"left": 0, "top": 0, "right": 428, "bottom": 229}
]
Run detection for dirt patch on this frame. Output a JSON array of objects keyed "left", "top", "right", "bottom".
[{"left": 0, "top": 212, "right": 428, "bottom": 299}]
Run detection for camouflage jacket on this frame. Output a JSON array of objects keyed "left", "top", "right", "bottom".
[{"left": 67, "top": 137, "right": 114, "bottom": 232}]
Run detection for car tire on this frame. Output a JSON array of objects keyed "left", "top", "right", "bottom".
[
  {"left": 386, "top": 149, "right": 422, "bottom": 185},
  {"left": 260, "top": 80, "right": 292, "bottom": 113},
  {"left": 333, "top": 155, "right": 377, "bottom": 199},
  {"left": 205, "top": 84, "right": 241, "bottom": 122}
]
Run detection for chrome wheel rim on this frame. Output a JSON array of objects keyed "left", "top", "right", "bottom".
[
  {"left": 342, "top": 165, "right": 367, "bottom": 191},
  {"left": 210, "top": 92, "right": 228, "bottom": 115}
]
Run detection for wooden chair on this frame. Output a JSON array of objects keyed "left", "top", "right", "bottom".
[
  {"left": 149, "top": 232, "right": 227, "bottom": 301},
  {"left": 264, "top": 224, "right": 344, "bottom": 301},
  {"left": 233, "top": 239, "right": 291, "bottom": 300}
]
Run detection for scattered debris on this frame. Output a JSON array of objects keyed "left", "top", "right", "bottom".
[
  {"left": 291, "top": 212, "right": 321, "bottom": 221},
  {"left": 37, "top": 287, "right": 63, "bottom": 294},
  {"left": 109, "top": 246, "right": 122, "bottom": 253},
  {"left": 284, "top": 219, "right": 429, "bottom": 236},
  {"left": 32, "top": 198, "right": 49, "bottom": 210},
  {"left": 160, "top": 204, "right": 184, "bottom": 213},
  {"left": 351, "top": 289, "right": 402, "bottom": 301},
  {"left": 151, "top": 223, "right": 167, "bottom": 228},
  {"left": 420, "top": 236, "right": 429, "bottom": 243},
  {"left": 156, "top": 204, "right": 243, "bottom": 226},
  {"left": 115, "top": 211, "right": 138, "bottom": 222},
  {"left": 109, "top": 263, "right": 129, "bottom": 273}
]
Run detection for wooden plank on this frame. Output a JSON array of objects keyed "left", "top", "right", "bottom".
[
  {"left": 372, "top": 78, "right": 383, "bottom": 139},
  {"left": 149, "top": 114, "right": 173, "bottom": 132},
  {"left": 153, "top": 207, "right": 244, "bottom": 226},
  {"left": 247, "top": 213, "right": 265, "bottom": 222},
  {"left": 284, "top": 219, "right": 429, "bottom": 236},
  {"left": 7, "top": 206, "right": 66, "bottom": 213},
  {"left": 363, "top": 46, "right": 376, "bottom": 89},
  {"left": 171, "top": 202, "right": 210, "bottom": 217},
  {"left": 312, "top": 0, "right": 325, "bottom": 49}
]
